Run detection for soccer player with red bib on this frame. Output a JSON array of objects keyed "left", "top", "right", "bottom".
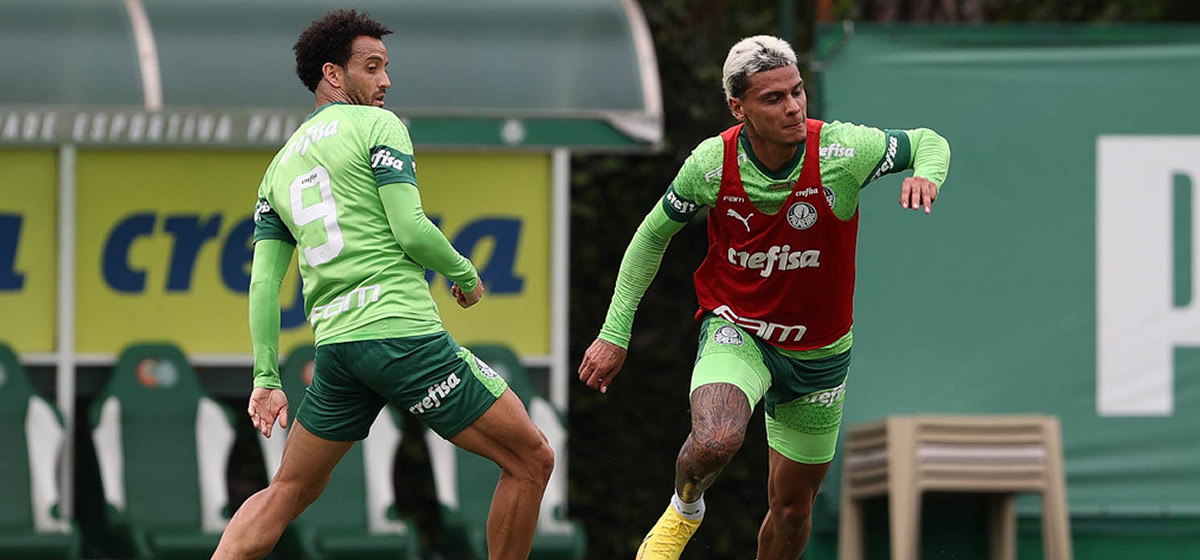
[{"left": 578, "top": 35, "right": 951, "bottom": 560}]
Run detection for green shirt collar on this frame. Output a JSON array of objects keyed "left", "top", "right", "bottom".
[
  {"left": 306, "top": 101, "right": 347, "bottom": 121},
  {"left": 738, "top": 125, "right": 804, "bottom": 181}
]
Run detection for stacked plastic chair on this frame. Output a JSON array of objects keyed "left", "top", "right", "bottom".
[{"left": 838, "top": 414, "right": 1072, "bottom": 560}]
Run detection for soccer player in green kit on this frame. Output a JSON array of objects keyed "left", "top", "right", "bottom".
[
  {"left": 578, "top": 35, "right": 951, "bottom": 560},
  {"left": 211, "top": 10, "right": 553, "bottom": 560}
]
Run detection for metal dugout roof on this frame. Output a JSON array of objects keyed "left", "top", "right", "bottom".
[{"left": 0, "top": 0, "right": 662, "bottom": 150}]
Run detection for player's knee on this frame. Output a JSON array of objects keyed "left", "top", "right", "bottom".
[
  {"left": 691, "top": 432, "right": 744, "bottom": 471},
  {"left": 222, "top": 540, "right": 271, "bottom": 560},
  {"left": 501, "top": 429, "right": 553, "bottom": 487},
  {"left": 771, "top": 495, "right": 815, "bottom": 528},
  {"left": 525, "top": 436, "right": 554, "bottom": 486},
  {"left": 269, "top": 478, "right": 322, "bottom": 515},
  {"left": 235, "top": 539, "right": 276, "bottom": 560}
]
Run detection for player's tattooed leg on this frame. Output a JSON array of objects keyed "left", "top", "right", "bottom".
[{"left": 674, "top": 382, "right": 752, "bottom": 501}]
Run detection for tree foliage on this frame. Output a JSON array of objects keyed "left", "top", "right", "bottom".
[{"left": 567, "top": 2, "right": 818, "bottom": 558}]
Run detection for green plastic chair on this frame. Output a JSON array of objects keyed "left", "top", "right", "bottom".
[
  {"left": 257, "top": 345, "right": 419, "bottom": 560},
  {"left": 0, "top": 343, "right": 81, "bottom": 560},
  {"left": 420, "top": 343, "right": 586, "bottom": 560},
  {"left": 89, "top": 344, "right": 236, "bottom": 560}
]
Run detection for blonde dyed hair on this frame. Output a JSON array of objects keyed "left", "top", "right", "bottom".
[{"left": 721, "top": 35, "right": 798, "bottom": 99}]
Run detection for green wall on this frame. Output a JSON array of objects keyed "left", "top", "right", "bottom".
[{"left": 814, "top": 24, "right": 1200, "bottom": 556}]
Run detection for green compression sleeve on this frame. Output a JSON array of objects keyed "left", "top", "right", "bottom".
[
  {"left": 598, "top": 205, "right": 688, "bottom": 348},
  {"left": 379, "top": 183, "right": 479, "bottom": 292},
  {"left": 906, "top": 128, "right": 951, "bottom": 188},
  {"left": 249, "top": 238, "right": 295, "bottom": 389}
]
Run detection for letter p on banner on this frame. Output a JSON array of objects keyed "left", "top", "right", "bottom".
[{"left": 1097, "top": 136, "right": 1200, "bottom": 416}]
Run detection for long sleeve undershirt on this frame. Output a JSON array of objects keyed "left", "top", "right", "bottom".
[
  {"left": 598, "top": 126, "right": 951, "bottom": 353},
  {"left": 248, "top": 181, "right": 477, "bottom": 388}
]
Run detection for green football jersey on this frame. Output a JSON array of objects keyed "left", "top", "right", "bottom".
[
  {"left": 596, "top": 120, "right": 951, "bottom": 352},
  {"left": 252, "top": 102, "right": 442, "bottom": 343},
  {"left": 662, "top": 121, "right": 925, "bottom": 223}
]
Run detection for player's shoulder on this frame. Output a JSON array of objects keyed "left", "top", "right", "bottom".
[
  {"left": 260, "top": 145, "right": 287, "bottom": 186},
  {"left": 820, "top": 119, "right": 883, "bottom": 138},
  {"left": 319, "top": 103, "right": 401, "bottom": 129},
  {"left": 346, "top": 105, "right": 404, "bottom": 126},
  {"left": 680, "top": 134, "right": 725, "bottom": 172},
  {"left": 818, "top": 119, "right": 888, "bottom": 152},
  {"left": 691, "top": 134, "right": 725, "bottom": 157},
  {"left": 667, "top": 133, "right": 727, "bottom": 203},
  {"left": 351, "top": 106, "right": 411, "bottom": 149}
]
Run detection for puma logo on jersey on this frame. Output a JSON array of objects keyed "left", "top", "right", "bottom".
[
  {"left": 727, "top": 244, "right": 821, "bottom": 277},
  {"left": 726, "top": 208, "right": 753, "bottom": 232}
]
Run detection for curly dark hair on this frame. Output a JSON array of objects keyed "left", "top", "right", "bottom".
[{"left": 293, "top": 9, "right": 392, "bottom": 93}]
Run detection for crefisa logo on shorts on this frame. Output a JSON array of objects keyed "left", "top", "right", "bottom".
[
  {"left": 408, "top": 373, "right": 461, "bottom": 415},
  {"left": 800, "top": 382, "right": 846, "bottom": 408}
]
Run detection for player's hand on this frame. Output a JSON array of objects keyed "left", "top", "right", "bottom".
[
  {"left": 248, "top": 387, "right": 289, "bottom": 438},
  {"left": 452, "top": 280, "right": 485, "bottom": 309},
  {"left": 578, "top": 338, "right": 627, "bottom": 394},
  {"left": 900, "top": 176, "right": 939, "bottom": 214}
]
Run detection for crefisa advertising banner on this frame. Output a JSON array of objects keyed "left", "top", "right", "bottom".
[
  {"left": 1, "top": 147, "right": 551, "bottom": 361},
  {"left": 0, "top": 150, "right": 57, "bottom": 353}
]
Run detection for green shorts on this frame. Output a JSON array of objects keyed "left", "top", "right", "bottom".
[
  {"left": 692, "top": 315, "right": 850, "bottom": 464},
  {"left": 296, "top": 331, "right": 508, "bottom": 441}
]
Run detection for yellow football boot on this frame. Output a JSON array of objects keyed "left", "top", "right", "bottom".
[{"left": 634, "top": 505, "right": 703, "bottom": 560}]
